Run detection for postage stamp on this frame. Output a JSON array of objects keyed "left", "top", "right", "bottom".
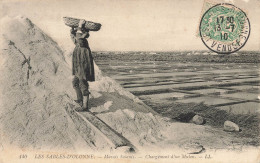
[{"left": 199, "top": 3, "right": 250, "bottom": 54}]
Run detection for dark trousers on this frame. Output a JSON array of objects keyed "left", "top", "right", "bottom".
[{"left": 72, "top": 76, "right": 89, "bottom": 101}]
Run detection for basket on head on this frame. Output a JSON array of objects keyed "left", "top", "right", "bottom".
[{"left": 63, "top": 17, "right": 101, "bottom": 31}]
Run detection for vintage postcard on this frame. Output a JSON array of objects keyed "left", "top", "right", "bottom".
[{"left": 0, "top": 0, "right": 259, "bottom": 162}]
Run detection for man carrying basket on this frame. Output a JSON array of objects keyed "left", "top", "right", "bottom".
[{"left": 70, "top": 19, "right": 95, "bottom": 111}]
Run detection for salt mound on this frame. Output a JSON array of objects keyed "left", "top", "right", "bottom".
[
  {"left": 0, "top": 15, "right": 90, "bottom": 151},
  {"left": 0, "top": 16, "right": 165, "bottom": 152}
]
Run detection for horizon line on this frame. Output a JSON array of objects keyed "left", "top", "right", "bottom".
[{"left": 92, "top": 50, "right": 260, "bottom": 52}]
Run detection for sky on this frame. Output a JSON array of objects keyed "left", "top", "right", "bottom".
[{"left": 1, "top": 0, "right": 260, "bottom": 51}]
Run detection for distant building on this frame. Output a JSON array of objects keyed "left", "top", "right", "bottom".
[{"left": 210, "top": 52, "right": 218, "bottom": 55}]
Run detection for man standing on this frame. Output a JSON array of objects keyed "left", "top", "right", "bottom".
[{"left": 70, "top": 20, "right": 95, "bottom": 111}]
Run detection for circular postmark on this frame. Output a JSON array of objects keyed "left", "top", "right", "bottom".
[{"left": 199, "top": 3, "right": 250, "bottom": 54}]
